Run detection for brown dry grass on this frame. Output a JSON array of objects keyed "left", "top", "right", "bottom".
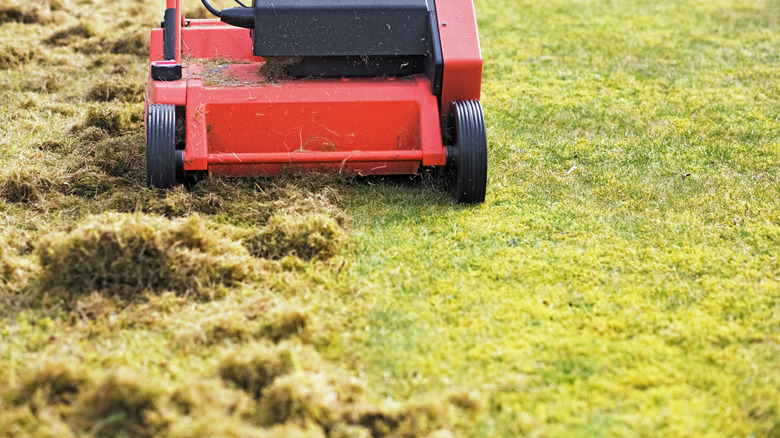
[{"left": 35, "top": 213, "right": 255, "bottom": 303}]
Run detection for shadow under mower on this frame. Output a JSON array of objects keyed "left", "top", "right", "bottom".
[{"left": 145, "top": 0, "right": 487, "bottom": 203}]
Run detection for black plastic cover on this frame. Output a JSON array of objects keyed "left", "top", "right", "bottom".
[
  {"left": 286, "top": 55, "right": 425, "bottom": 78},
  {"left": 425, "top": 9, "right": 443, "bottom": 97},
  {"left": 252, "top": 0, "right": 430, "bottom": 57},
  {"left": 151, "top": 62, "right": 182, "bottom": 81},
  {"left": 163, "top": 8, "right": 176, "bottom": 61}
]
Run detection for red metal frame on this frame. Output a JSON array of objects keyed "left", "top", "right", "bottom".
[
  {"left": 435, "top": 0, "right": 483, "bottom": 117},
  {"left": 146, "top": 0, "right": 482, "bottom": 177}
]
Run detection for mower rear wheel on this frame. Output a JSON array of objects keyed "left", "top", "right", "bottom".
[
  {"left": 446, "top": 100, "right": 487, "bottom": 203},
  {"left": 146, "top": 104, "right": 179, "bottom": 189}
]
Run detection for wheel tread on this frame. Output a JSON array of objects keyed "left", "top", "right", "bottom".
[
  {"left": 146, "top": 104, "right": 177, "bottom": 189},
  {"left": 449, "top": 100, "right": 487, "bottom": 203}
]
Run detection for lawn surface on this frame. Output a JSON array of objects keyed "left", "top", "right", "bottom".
[{"left": 0, "top": 0, "right": 778, "bottom": 436}]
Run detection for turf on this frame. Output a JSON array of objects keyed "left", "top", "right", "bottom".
[
  {"left": 338, "top": 0, "right": 780, "bottom": 435},
  {"left": 0, "top": 0, "right": 778, "bottom": 436}
]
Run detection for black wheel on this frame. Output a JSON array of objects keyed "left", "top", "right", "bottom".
[
  {"left": 446, "top": 100, "right": 487, "bottom": 203},
  {"left": 146, "top": 104, "right": 179, "bottom": 188}
]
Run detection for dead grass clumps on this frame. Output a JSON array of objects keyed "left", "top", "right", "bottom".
[
  {"left": 0, "top": 239, "right": 31, "bottom": 307},
  {"left": 35, "top": 213, "right": 255, "bottom": 302},
  {"left": 243, "top": 213, "right": 344, "bottom": 260},
  {"left": 177, "top": 309, "right": 262, "bottom": 345},
  {"left": 22, "top": 71, "right": 63, "bottom": 93},
  {"left": 11, "top": 361, "right": 90, "bottom": 407},
  {"left": 72, "top": 292, "right": 119, "bottom": 320},
  {"left": 263, "top": 304, "right": 311, "bottom": 342},
  {"left": 86, "top": 76, "right": 145, "bottom": 103},
  {"left": 72, "top": 134, "right": 145, "bottom": 182},
  {"left": 1, "top": 365, "right": 256, "bottom": 438},
  {"left": 0, "top": 7, "right": 40, "bottom": 24},
  {"left": 0, "top": 132, "right": 143, "bottom": 205},
  {"left": 45, "top": 23, "right": 93, "bottom": 46},
  {"left": 0, "top": 45, "right": 38, "bottom": 69},
  {"left": 77, "top": 126, "right": 109, "bottom": 144},
  {"left": 82, "top": 104, "right": 141, "bottom": 136},
  {"left": 102, "top": 178, "right": 346, "bottom": 228},
  {"left": 0, "top": 342, "right": 481, "bottom": 437},
  {"left": 0, "top": 167, "right": 60, "bottom": 204},
  {"left": 71, "top": 370, "right": 165, "bottom": 438},
  {"left": 256, "top": 371, "right": 371, "bottom": 429},
  {"left": 183, "top": 7, "right": 210, "bottom": 19},
  {"left": 218, "top": 342, "right": 298, "bottom": 398},
  {"left": 255, "top": 368, "right": 483, "bottom": 436},
  {"left": 94, "top": 137, "right": 145, "bottom": 180},
  {"left": 164, "top": 379, "right": 258, "bottom": 436},
  {"left": 0, "top": 1, "right": 62, "bottom": 25},
  {"left": 104, "top": 31, "right": 147, "bottom": 57},
  {"left": 0, "top": 361, "right": 89, "bottom": 438},
  {"left": 0, "top": 241, "right": 20, "bottom": 287},
  {"left": 78, "top": 32, "right": 148, "bottom": 57},
  {"left": 213, "top": 341, "right": 481, "bottom": 437}
]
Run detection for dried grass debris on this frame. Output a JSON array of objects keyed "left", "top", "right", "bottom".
[
  {"left": 0, "top": 45, "right": 38, "bottom": 69},
  {"left": 177, "top": 309, "right": 262, "bottom": 345},
  {"left": 73, "top": 292, "right": 119, "bottom": 320},
  {"left": 218, "top": 342, "right": 298, "bottom": 398},
  {"left": 11, "top": 361, "right": 91, "bottom": 407},
  {"left": 71, "top": 134, "right": 145, "bottom": 182},
  {"left": 0, "top": 167, "right": 61, "bottom": 204},
  {"left": 77, "top": 31, "right": 148, "bottom": 57},
  {"left": 104, "top": 31, "right": 147, "bottom": 56},
  {"left": 35, "top": 213, "right": 255, "bottom": 302},
  {"left": 86, "top": 76, "right": 144, "bottom": 103},
  {"left": 82, "top": 104, "right": 141, "bottom": 136},
  {"left": 71, "top": 369, "right": 166, "bottom": 438},
  {"left": 256, "top": 371, "right": 372, "bottom": 429},
  {"left": 262, "top": 423, "right": 327, "bottom": 438},
  {"left": 45, "top": 22, "right": 93, "bottom": 46},
  {"left": 263, "top": 304, "right": 311, "bottom": 342},
  {"left": 22, "top": 72, "right": 63, "bottom": 93},
  {"left": 259, "top": 56, "right": 304, "bottom": 80},
  {"left": 164, "top": 379, "right": 258, "bottom": 437},
  {"left": 0, "top": 7, "right": 41, "bottom": 24},
  {"left": 77, "top": 126, "right": 109, "bottom": 144},
  {"left": 1, "top": 240, "right": 23, "bottom": 288},
  {"left": 242, "top": 213, "right": 344, "bottom": 260},
  {"left": 0, "top": 1, "right": 62, "bottom": 25}
]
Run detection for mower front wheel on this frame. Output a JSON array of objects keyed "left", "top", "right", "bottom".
[
  {"left": 446, "top": 100, "right": 488, "bottom": 203},
  {"left": 146, "top": 104, "right": 181, "bottom": 189}
]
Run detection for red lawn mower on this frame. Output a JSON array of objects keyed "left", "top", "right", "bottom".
[{"left": 145, "top": 0, "right": 487, "bottom": 202}]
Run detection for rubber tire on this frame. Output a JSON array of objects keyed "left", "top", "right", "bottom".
[
  {"left": 448, "top": 100, "right": 488, "bottom": 203},
  {"left": 146, "top": 104, "right": 178, "bottom": 189}
]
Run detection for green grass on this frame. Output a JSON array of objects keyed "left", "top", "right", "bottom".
[
  {"left": 336, "top": 0, "right": 780, "bottom": 436},
  {"left": 0, "top": 0, "right": 779, "bottom": 436}
]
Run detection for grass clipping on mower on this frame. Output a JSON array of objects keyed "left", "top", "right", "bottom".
[
  {"left": 259, "top": 56, "right": 303, "bottom": 80},
  {"left": 35, "top": 213, "right": 255, "bottom": 303}
]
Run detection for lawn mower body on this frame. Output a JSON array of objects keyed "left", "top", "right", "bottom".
[{"left": 145, "top": 0, "right": 486, "bottom": 202}]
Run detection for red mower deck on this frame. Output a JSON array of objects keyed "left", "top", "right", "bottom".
[{"left": 145, "top": 0, "right": 487, "bottom": 202}]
